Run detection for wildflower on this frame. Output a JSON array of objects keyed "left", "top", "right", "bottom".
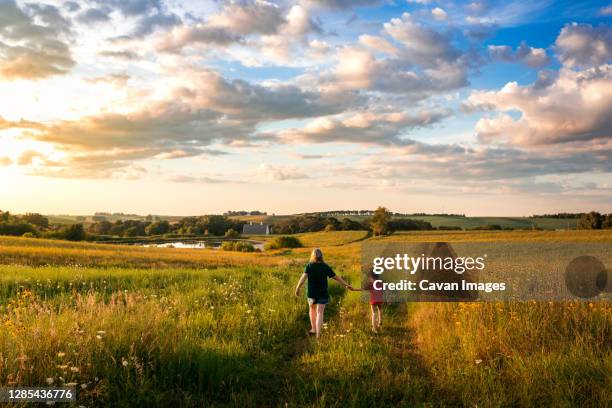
[
  {"left": 57, "top": 352, "right": 66, "bottom": 358},
  {"left": 70, "top": 367, "right": 79, "bottom": 372},
  {"left": 475, "top": 359, "right": 483, "bottom": 365},
  {"left": 66, "top": 382, "right": 78, "bottom": 387},
  {"left": 46, "top": 377, "right": 54, "bottom": 384}
]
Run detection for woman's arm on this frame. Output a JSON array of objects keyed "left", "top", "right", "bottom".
[
  {"left": 332, "top": 275, "right": 354, "bottom": 291},
  {"left": 294, "top": 273, "right": 307, "bottom": 296}
]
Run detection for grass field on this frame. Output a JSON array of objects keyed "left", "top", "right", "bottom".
[{"left": 0, "top": 230, "right": 610, "bottom": 407}]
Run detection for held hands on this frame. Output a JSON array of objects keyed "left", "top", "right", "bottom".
[{"left": 294, "top": 288, "right": 301, "bottom": 297}]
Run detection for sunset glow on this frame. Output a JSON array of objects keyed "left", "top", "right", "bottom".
[{"left": 0, "top": 0, "right": 610, "bottom": 215}]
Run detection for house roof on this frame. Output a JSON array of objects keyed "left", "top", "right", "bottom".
[{"left": 242, "top": 224, "right": 270, "bottom": 234}]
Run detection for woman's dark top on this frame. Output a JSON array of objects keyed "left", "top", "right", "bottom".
[{"left": 304, "top": 262, "right": 336, "bottom": 299}]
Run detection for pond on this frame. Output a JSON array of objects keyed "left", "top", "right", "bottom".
[{"left": 141, "top": 240, "right": 265, "bottom": 251}]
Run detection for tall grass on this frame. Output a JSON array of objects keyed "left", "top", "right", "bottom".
[
  {"left": 0, "top": 231, "right": 610, "bottom": 406},
  {"left": 410, "top": 302, "right": 611, "bottom": 406}
]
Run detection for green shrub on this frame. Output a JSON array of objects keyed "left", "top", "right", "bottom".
[
  {"left": 264, "top": 236, "right": 302, "bottom": 250},
  {"left": 0, "top": 221, "right": 36, "bottom": 236},
  {"left": 224, "top": 229, "right": 240, "bottom": 238},
  {"left": 221, "top": 240, "right": 256, "bottom": 252}
]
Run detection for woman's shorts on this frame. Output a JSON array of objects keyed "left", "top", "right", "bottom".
[{"left": 308, "top": 297, "right": 329, "bottom": 305}]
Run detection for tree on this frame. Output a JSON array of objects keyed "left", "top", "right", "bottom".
[
  {"left": 89, "top": 220, "right": 113, "bottom": 235},
  {"left": 578, "top": 212, "right": 603, "bottom": 229},
  {"left": 123, "top": 227, "right": 140, "bottom": 237},
  {"left": 62, "top": 224, "right": 86, "bottom": 241},
  {"left": 224, "top": 229, "right": 240, "bottom": 238},
  {"left": 203, "top": 215, "right": 232, "bottom": 236},
  {"left": 22, "top": 213, "right": 49, "bottom": 228},
  {"left": 146, "top": 220, "right": 170, "bottom": 235},
  {"left": 602, "top": 214, "right": 612, "bottom": 229},
  {"left": 371, "top": 206, "right": 391, "bottom": 236}
]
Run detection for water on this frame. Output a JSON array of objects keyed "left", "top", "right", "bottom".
[{"left": 142, "top": 240, "right": 265, "bottom": 251}]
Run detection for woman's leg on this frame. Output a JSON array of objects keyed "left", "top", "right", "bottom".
[
  {"left": 370, "top": 304, "right": 378, "bottom": 332},
  {"left": 376, "top": 305, "right": 382, "bottom": 328},
  {"left": 315, "top": 303, "right": 326, "bottom": 338},
  {"left": 308, "top": 303, "right": 317, "bottom": 333}
]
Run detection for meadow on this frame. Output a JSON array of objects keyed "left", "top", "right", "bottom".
[{"left": 0, "top": 230, "right": 610, "bottom": 407}]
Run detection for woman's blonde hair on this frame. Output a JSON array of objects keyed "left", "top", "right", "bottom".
[{"left": 310, "top": 248, "right": 324, "bottom": 263}]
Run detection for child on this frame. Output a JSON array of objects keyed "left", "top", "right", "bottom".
[{"left": 356, "top": 269, "right": 384, "bottom": 332}]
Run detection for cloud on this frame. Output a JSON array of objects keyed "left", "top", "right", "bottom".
[
  {"left": 320, "top": 45, "right": 467, "bottom": 98},
  {"left": 488, "top": 42, "right": 550, "bottom": 67},
  {"left": 156, "top": 0, "right": 288, "bottom": 53},
  {"left": 163, "top": 175, "right": 230, "bottom": 184},
  {"left": 172, "top": 69, "right": 356, "bottom": 121},
  {"left": 90, "top": 0, "right": 181, "bottom": 39},
  {"left": 76, "top": 7, "right": 112, "bottom": 24},
  {"left": 92, "top": 0, "right": 162, "bottom": 17},
  {"left": 306, "top": 0, "right": 380, "bottom": 9},
  {"left": 383, "top": 13, "right": 460, "bottom": 66},
  {"left": 0, "top": 156, "right": 12, "bottom": 166},
  {"left": 339, "top": 141, "right": 612, "bottom": 192},
  {"left": 0, "top": 0, "right": 74, "bottom": 79},
  {"left": 358, "top": 34, "right": 398, "bottom": 55},
  {"left": 207, "top": 0, "right": 285, "bottom": 36},
  {"left": 132, "top": 10, "right": 181, "bottom": 37},
  {"left": 259, "top": 164, "right": 309, "bottom": 181},
  {"left": 85, "top": 73, "right": 131, "bottom": 86},
  {"left": 555, "top": 23, "right": 612, "bottom": 68},
  {"left": 313, "top": 12, "right": 469, "bottom": 98},
  {"left": 465, "top": 65, "right": 612, "bottom": 145},
  {"left": 63, "top": 2, "right": 81, "bottom": 12},
  {"left": 292, "top": 153, "right": 326, "bottom": 159},
  {"left": 431, "top": 7, "right": 448, "bottom": 21},
  {"left": 98, "top": 50, "right": 141, "bottom": 60},
  {"left": 156, "top": 25, "right": 244, "bottom": 52},
  {"left": 17, "top": 150, "right": 44, "bottom": 166},
  {"left": 12, "top": 67, "right": 357, "bottom": 175},
  {"left": 601, "top": 5, "right": 612, "bottom": 16},
  {"left": 275, "top": 108, "right": 452, "bottom": 146}
]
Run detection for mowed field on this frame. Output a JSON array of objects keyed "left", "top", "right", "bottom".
[{"left": 0, "top": 231, "right": 610, "bottom": 407}]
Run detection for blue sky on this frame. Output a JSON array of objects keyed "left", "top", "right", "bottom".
[{"left": 0, "top": 0, "right": 610, "bottom": 215}]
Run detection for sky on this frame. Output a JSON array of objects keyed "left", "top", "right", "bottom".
[{"left": 0, "top": 0, "right": 611, "bottom": 216}]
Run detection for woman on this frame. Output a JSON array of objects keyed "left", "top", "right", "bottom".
[{"left": 294, "top": 248, "right": 353, "bottom": 338}]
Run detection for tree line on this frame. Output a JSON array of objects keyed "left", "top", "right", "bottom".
[
  {"left": 89, "top": 215, "right": 246, "bottom": 238},
  {"left": 300, "top": 210, "right": 465, "bottom": 217},
  {"left": 577, "top": 212, "right": 612, "bottom": 229},
  {"left": 0, "top": 210, "right": 86, "bottom": 241},
  {"left": 272, "top": 207, "right": 433, "bottom": 235},
  {"left": 1, "top": 209, "right": 610, "bottom": 242}
]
